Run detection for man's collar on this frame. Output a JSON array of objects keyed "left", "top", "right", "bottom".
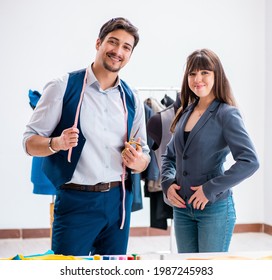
[{"left": 87, "top": 64, "right": 120, "bottom": 89}]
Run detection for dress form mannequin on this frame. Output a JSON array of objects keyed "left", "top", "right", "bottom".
[
  {"left": 147, "top": 92, "right": 181, "bottom": 150},
  {"left": 145, "top": 92, "right": 181, "bottom": 230}
]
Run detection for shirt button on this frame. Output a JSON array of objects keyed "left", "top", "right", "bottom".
[
  {"left": 183, "top": 155, "right": 188, "bottom": 160},
  {"left": 183, "top": 171, "right": 188, "bottom": 176}
]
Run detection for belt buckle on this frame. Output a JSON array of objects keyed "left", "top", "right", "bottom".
[{"left": 101, "top": 182, "right": 111, "bottom": 192}]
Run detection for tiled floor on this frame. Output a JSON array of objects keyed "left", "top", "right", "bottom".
[{"left": 1, "top": 232, "right": 272, "bottom": 259}]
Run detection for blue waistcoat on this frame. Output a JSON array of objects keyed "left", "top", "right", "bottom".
[
  {"left": 42, "top": 68, "right": 135, "bottom": 186},
  {"left": 40, "top": 69, "right": 142, "bottom": 211}
]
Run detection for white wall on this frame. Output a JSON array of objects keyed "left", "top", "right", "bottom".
[
  {"left": 264, "top": 0, "right": 272, "bottom": 226},
  {"left": 0, "top": 0, "right": 268, "bottom": 229}
]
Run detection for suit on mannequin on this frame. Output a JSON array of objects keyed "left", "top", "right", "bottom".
[
  {"left": 147, "top": 93, "right": 181, "bottom": 150},
  {"left": 146, "top": 93, "right": 181, "bottom": 229}
]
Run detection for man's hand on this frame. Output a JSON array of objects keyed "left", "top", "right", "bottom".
[
  {"left": 26, "top": 127, "right": 79, "bottom": 156},
  {"left": 55, "top": 127, "right": 79, "bottom": 151},
  {"left": 121, "top": 137, "right": 149, "bottom": 172}
]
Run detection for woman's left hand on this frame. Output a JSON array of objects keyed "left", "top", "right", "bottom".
[{"left": 188, "top": 185, "right": 209, "bottom": 210}]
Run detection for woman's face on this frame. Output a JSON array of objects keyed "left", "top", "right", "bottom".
[{"left": 188, "top": 69, "right": 215, "bottom": 99}]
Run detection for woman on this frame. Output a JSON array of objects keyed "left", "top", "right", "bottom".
[{"left": 161, "top": 49, "right": 259, "bottom": 253}]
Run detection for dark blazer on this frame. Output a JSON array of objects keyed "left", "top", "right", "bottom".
[{"left": 161, "top": 99, "right": 259, "bottom": 203}]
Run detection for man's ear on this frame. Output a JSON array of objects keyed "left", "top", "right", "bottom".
[{"left": 95, "top": 38, "right": 101, "bottom": 50}]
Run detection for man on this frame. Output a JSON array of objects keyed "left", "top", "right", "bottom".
[{"left": 23, "top": 17, "right": 150, "bottom": 256}]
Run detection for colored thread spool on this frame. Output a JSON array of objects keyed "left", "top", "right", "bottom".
[{"left": 93, "top": 254, "right": 101, "bottom": 260}]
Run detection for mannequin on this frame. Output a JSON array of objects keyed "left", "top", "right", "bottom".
[
  {"left": 161, "top": 94, "right": 174, "bottom": 108},
  {"left": 145, "top": 92, "right": 181, "bottom": 229},
  {"left": 147, "top": 92, "right": 181, "bottom": 150}
]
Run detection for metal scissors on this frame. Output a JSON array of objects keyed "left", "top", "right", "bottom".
[{"left": 128, "top": 127, "right": 142, "bottom": 148}]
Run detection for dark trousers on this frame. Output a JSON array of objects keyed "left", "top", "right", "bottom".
[{"left": 52, "top": 187, "right": 132, "bottom": 256}]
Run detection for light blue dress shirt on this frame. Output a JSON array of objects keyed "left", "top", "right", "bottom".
[{"left": 23, "top": 65, "right": 149, "bottom": 185}]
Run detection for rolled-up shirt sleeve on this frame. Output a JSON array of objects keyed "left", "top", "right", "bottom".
[{"left": 22, "top": 75, "right": 68, "bottom": 154}]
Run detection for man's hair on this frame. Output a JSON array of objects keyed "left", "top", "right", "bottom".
[{"left": 98, "top": 17, "right": 139, "bottom": 49}]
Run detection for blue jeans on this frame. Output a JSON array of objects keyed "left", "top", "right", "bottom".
[{"left": 173, "top": 196, "right": 236, "bottom": 253}]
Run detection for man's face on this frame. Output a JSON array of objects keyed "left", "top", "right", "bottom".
[{"left": 95, "top": 29, "right": 135, "bottom": 73}]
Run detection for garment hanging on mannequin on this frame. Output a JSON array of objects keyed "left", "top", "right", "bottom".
[
  {"left": 145, "top": 92, "right": 181, "bottom": 229},
  {"left": 147, "top": 92, "right": 181, "bottom": 149},
  {"left": 161, "top": 94, "right": 174, "bottom": 108}
]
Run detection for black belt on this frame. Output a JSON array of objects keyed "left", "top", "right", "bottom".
[{"left": 60, "top": 181, "right": 121, "bottom": 192}]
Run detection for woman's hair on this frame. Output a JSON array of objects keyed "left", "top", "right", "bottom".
[
  {"left": 98, "top": 17, "right": 139, "bottom": 49},
  {"left": 170, "top": 48, "right": 236, "bottom": 132}
]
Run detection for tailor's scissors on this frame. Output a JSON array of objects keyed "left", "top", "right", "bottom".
[{"left": 128, "top": 127, "right": 142, "bottom": 148}]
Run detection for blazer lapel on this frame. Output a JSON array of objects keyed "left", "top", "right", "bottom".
[{"left": 183, "top": 100, "right": 221, "bottom": 151}]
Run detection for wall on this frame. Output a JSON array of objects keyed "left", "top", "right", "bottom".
[
  {"left": 0, "top": 0, "right": 267, "bottom": 229},
  {"left": 264, "top": 0, "right": 272, "bottom": 226}
]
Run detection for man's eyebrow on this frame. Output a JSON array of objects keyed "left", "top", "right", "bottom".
[{"left": 108, "top": 36, "right": 133, "bottom": 49}]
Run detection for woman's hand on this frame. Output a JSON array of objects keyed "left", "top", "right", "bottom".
[
  {"left": 167, "top": 184, "right": 186, "bottom": 208},
  {"left": 188, "top": 185, "right": 209, "bottom": 210}
]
